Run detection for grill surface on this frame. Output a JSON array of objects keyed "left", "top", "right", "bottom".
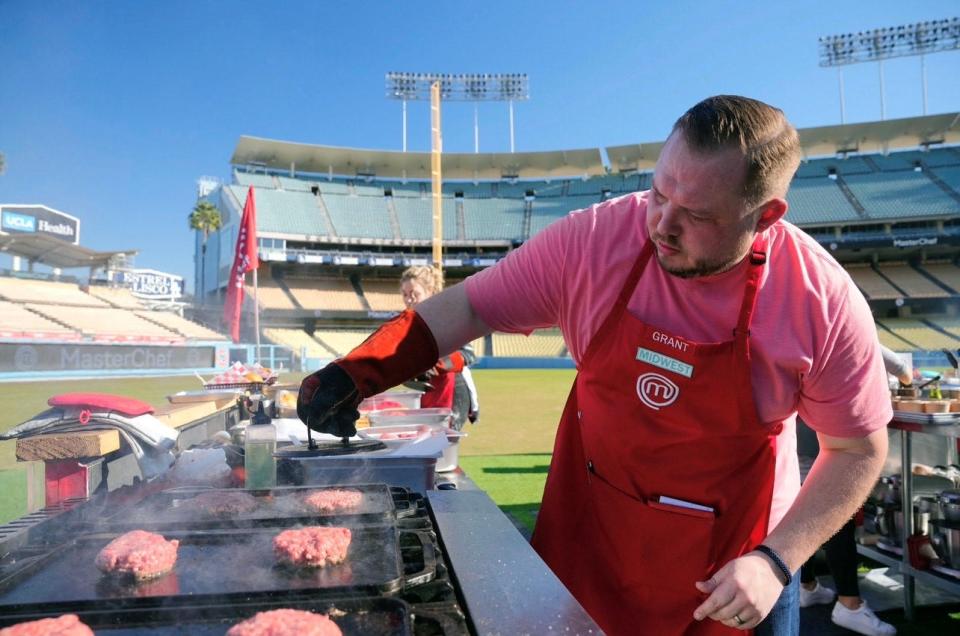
[{"left": 0, "top": 485, "right": 468, "bottom": 635}]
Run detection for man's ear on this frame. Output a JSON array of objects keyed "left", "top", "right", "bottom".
[{"left": 755, "top": 198, "right": 788, "bottom": 232}]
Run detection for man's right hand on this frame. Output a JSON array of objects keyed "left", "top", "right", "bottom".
[{"left": 296, "top": 363, "right": 362, "bottom": 438}]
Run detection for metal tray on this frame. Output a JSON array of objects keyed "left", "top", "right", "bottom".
[
  {"left": 0, "top": 526, "right": 436, "bottom": 615},
  {"left": 892, "top": 410, "right": 960, "bottom": 425},
  {"left": 0, "top": 596, "right": 412, "bottom": 635},
  {"left": 88, "top": 484, "right": 404, "bottom": 531},
  {"left": 167, "top": 390, "right": 243, "bottom": 404}
]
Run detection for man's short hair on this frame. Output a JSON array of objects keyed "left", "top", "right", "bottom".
[{"left": 672, "top": 95, "right": 801, "bottom": 207}]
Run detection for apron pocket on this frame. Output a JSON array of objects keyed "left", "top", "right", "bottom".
[{"left": 589, "top": 471, "right": 716, "bottom": 594}]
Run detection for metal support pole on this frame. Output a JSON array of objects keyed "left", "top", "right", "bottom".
[
  {"left": 878, "top": 60, "right": 886, "bottom": 121},
  {"left": 430, "top": 81, "right": 443, "bottom": 276},
  {"left": 252, "top": 268, "right": 261, "bottom": 356},
  {"left": 838, "top": 69, "right": 846, "bottom": 125},
  {"left": 508, "top": 100, "right": 515, "bottom": 153},
  {"left": 901, "top": 429, "right": 915, "bottom": 621},
  {"left": 474, "top": 104, "right": 479, "bottom": 153},
  {"left": 402, "top": 100, "right": 408, "bottom": 152},
  {"left": 921, "top": 54, "right": 928, "bottom": 116}
]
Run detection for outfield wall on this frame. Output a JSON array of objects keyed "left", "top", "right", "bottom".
[{"left": 0, "top": 340, "right": 296, "bottom": 381}]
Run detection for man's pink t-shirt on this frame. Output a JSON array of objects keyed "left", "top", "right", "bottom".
[{"left": 464, "top": 191, "right": 892, "bottom": 530}]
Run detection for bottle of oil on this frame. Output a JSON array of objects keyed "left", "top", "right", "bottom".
[{"left": 244, "top": 400, "right": 276, "bottom": 489}]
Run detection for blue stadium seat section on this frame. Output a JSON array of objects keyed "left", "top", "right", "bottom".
[
  {"left": 234, "top": 172, "right": 277, "bottom": 189},
  {"left": 530, "top": 195, "right": 599, "bottom": 235},
  {"left": 932, "top": 166, "right": 960, "bottom": 194},
  {"left": 277, "top": 176, "right": 314, "bottom": 192},
  {"left": 228, "top": 186, "right": 330, "bottom": 236},
  {"left": 844, "top": 172, "right": 957, "bottom": 220},
  {"left": 393, "top": 196, "right": 459, "bottom": 241},
  {"left": 323, "top": 193, "right": 394, "bottom": 239},
  {"left": 785, "top": 179, "right": 862, "bottom": 225},
  {"left": 794, "top": 156, "right": 875, "bottom": 178},
  {"left": 462, "top": 198, "right": 523, "bottom": 241}
]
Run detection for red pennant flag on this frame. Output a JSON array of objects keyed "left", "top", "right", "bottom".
[{"left": 223, "top": 186, "right": 259, "bottom": 343}]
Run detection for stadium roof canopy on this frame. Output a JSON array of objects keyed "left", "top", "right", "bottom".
[
  {"left": 607, "top": 112, "right": 960, "bottom": 172},
  {"left": 0, "top": 233, "right": 137, "bottom": 269},
  {"left": 231, "top": 136, "right": 605, "bottom": 179}
]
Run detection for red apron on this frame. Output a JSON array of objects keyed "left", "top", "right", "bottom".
[
  {"left": 531, "top": 237, "right": 783, "bottom": 636},
  {"left": 420, "top": 370, "right": 456, "bottom": 409}
]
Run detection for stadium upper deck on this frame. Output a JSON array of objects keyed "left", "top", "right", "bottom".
[{"left": 204, "top": 112, "right": 960, "bottom": 265}]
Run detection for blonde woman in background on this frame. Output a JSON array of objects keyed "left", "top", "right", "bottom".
[{"left": 400, "top": 266, "right": 479, "bottom": 429}]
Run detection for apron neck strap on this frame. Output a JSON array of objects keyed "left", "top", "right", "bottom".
[{"left": 733, "top": 232, "right": 769, "bottom": 338}]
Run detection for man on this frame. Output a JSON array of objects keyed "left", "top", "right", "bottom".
[{"left": 298, "top": 95, "right": 890, "bottom": 635}]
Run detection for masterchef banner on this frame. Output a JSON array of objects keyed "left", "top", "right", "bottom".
[
  {"left": 126, "top": 269, "right": 185, "bottom": 300},
  {"left": 0, "top": 205, "right": 80, "bottom": 245},
  {"left": 0, "top": 342, "right": 215, "bottom": 373}
]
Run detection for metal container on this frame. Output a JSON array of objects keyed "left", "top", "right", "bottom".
[
  {"left": 277, "top": 452, "right": 438, "bottom": 493},
  {"left": 877, "top": 475, "right": 902, "bottom": 506},
  {"left": 929, "top": 520, "right": 960, "bottom": 569},
  {"left": 940, "top": 489, "right": 960, "bottom": 524}
]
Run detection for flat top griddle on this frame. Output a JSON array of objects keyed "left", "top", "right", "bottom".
[
  {"left": 0, "top": 597, "right": 411, "bottom": 635},
  {"left": 0, "top": 526, "right": 435, "bottom": 615},
  {"left": 89, "top": 484, "right": 401, "bottom": 531}
]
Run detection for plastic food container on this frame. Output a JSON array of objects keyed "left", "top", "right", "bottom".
[
  {"left": 359, "top": 391, "right": 423, "bottom": 412},
  {"left": 367, "top": 408, "right": 453, "bottom": 427}
]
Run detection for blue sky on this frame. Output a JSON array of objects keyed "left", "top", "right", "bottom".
[{"left": 1, "top": 1, "right": 957, "bottom": 293}]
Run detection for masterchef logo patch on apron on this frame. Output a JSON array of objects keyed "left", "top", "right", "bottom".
[{"left": 636, "top": 372, "right": 680, "bottom": 410}]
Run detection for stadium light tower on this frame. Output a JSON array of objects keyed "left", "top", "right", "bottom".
[
  {"left": 818, "top": 17, "right": 959, "bottom": 122},
  {"left": 385, "top": 72, "right": 530, "bottom": 152}
]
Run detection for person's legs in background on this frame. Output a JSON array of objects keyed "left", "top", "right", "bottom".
[{"left": 799, "top": 518, "right": 896, "bottom": 636}]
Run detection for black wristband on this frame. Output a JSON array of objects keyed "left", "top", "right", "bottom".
[{"left": 754, "top": 544, "right": 792, "bottom": 587}]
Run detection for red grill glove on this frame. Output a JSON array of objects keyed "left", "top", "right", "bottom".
[
  {"left": 297, "top": 310, "right": 440, "bottom": 437},
  {"left": 433, "top": 351, "right": 465, "bottom": 374}
]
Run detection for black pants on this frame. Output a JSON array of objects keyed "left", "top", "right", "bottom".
[{"left": 799, "top": 518, "right": 860, "bottom": 597}]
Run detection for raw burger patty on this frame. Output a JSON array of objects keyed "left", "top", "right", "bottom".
[
  {"left": 302, "top": 488, "right": 363, "bottom": 512},
  {"left": 190, "top": 491, "right": 259, "bottom": 515},
  {"left": 273, "top": 527, "right": 351, "bottom": 568},
  {"left": 95, "top": 530, "right": 179, "bottom": 580},
  {"left": 226, "top": 609, "right": 342, "bottom": 636},
  {"left": 0, "top": 614, "right": 94, "bottom": 636}
]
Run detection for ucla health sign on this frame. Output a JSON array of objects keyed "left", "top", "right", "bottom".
[
  {"left": 0, "top": 205, "right": 80, "bottom": 245},
  {"left": 127, "top": 269, "right": 184, "bottom": 300}
]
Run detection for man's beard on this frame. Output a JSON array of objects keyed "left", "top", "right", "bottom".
[
  {"left": 656, "top": 253, "right": 743, "bottom": 278},
  {"left": 652, "top": 234, "right": 753, "bottom": 279}
]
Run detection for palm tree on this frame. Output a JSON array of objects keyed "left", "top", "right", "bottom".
[{"left": 188, "top": 200, "right": 223, "bottom": 304}]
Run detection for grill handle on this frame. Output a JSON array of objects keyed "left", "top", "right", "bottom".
[{"left": 401, "top": 529, "right": 438, "bottom": 588}]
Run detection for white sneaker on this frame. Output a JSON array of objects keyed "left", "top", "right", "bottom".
[
  {"left": 831, "top": 600, "right": 897, "bottom": 636},
  {"left": 799, "top": 581, "right": 837, "bottom": 607}
]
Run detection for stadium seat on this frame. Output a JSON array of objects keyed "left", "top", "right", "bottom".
[
  {"left": 84, "top": 285, "right": 144, "bottom": 309},
  {"left": 843, "top": 172, "right": 957, "bottom": 220},
  {"left": 323, "top": 193, "right": 394, "bottom": 239},
  {"left": 492, "top": 330, "right": 566, "bottom": 357},
  {"left": 0, "top": 277, "right": 111, "bottom": 307},
  {"left": 358, "top": 279, "right": 405, "bottom": 312},
  {"left": 0, "top": 301, "right": 81, "bottom": 340},
  {"left": 25, "top": 305, "right": 182, "bottom": 342},
  {"left": 250, "top": 280, "right": 299, "bottom": 310},
  {"left": 529, "top": 195, "right": 597, "bottom": 235},
  {"left": 784, "top": 179, "right": 862, "bottom": 224},
  {"left": 314, "top": 329, "right": 375, "bottom": 356},
  {"left": 876, "top": 262, "right": 949, "bottom": 298},
  {"left": 878, "top": 318, "right": 960, "bottom": 350},
  {"left": 919, "top": 261, "right": 960, "bottom": 294},
  {"left": 135, "top": 311, "right": 227, "bottom": 340},
  {"left": 846, "top": 264, "right": 901, "bottom": 300},
  {"left": 284, "top": 278, "right": 364, "bottom": 311},
  {"left": 234, "top": 171, "right": 277, "bottom": 189},
  {"left": 263, "top": 328, "right": 334, "bottom": 359}
]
